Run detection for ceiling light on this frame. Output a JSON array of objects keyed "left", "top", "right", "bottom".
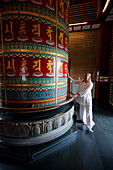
[
  {"left": 102, "top": 0, "right": 110, "bottom": 13},
  {"left": 69, "top": 22, "right": 88, "bottom": 26}
]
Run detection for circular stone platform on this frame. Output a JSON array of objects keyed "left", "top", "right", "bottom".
[{"left": 0, "top": 103, "right": 74, "bottom": 146}]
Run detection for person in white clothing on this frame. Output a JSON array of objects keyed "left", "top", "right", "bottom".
[{"left": 68, "top": 73, "right": 95, "bottom": 132}]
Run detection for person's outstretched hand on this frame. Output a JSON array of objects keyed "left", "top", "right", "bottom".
[
  {"left": 76, "top": 93, "right": 80, "bottom": 96},
  {"left": 68, "top": 72, "right": 70, "bottom": 77}
]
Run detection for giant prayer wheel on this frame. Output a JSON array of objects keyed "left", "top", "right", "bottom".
[
  {"left": 0, "top": 0, "right": 69, "bottom": 109},
  {"left": 0, "top": 0, "right": 75, "bottom": 147}
]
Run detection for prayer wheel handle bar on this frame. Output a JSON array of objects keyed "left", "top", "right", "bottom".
[{"left": 0, "top": 92, "right": 78, "bottom": 111}]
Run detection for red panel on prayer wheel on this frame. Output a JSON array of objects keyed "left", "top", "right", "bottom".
[{"left": 0, "top": 0, "right": 69, "bottom": 108}]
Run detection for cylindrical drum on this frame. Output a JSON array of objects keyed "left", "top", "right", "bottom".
[{"left": 0, "top": 0, "right": 69, "bottom": 108}]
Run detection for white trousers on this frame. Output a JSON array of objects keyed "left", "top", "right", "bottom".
[{"left": 80, "top": 104, "right": 95, "bottom": 129}]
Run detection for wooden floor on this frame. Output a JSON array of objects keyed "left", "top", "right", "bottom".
[{"left": 0, "top": 103, "right": 113, "bottom": 170}]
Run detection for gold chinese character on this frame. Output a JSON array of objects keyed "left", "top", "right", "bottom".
[
  {"left": 60, "top": 0, "right": 64, "bottom": 14},
  {"left": 66, "top": 8, "right": 68, "bottom": 19},
  {"left": 60, "top": 62, "right": 63, "bottom": 73},
  {"left": 67, "top": 1, "right": 69, "bottom": 7},
  {"left": 65, "top": 37, "right": 68, "bottom": 48},
  {"left": 59, "top": 32, "right": 63, "bottom": 44},
  {"left": 18, "top": 21, "right": 26, "bottom": 35},
  {"left": 49, "top": 0, "right": 52, "bottom": 5},
  {"left": 33, "top": 59, "right": 41, "bottom": 72},
  {"left": 65, "top": 64, "right": 68, "bottom": 73},
  {"left": 32, "top": 23, "right": 40, "bottom": 37},
  {"left": 47, "top": 60, "right": 53, "bottom": 73},
  {"left": 7, "top": 59, "right": 16, "bottom": 72},
  {"left": 4, "top": 21, "right": 14, "bottom": 36},
  {"left": 20, "top": 58, "right": 27, "bottom": 72},
  {"left": 46, "top": 26, "right": 53, "bottom": 41}
]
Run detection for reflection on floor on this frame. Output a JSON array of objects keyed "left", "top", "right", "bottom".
[{"left": 0, "top": 102, "right": 113, "bottom": 170}]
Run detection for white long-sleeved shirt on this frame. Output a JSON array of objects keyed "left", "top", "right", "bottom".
[{"left": 72, "top": 79, "right": 93, "bottom": 105}]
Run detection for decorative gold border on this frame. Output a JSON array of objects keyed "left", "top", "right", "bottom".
[
  {"left": 0, "top": 92, "right": 77, "bottom": 111},
  {"left": 3, "top": 49, "right": 68, "bottom": 60},
  {"left": 15, "top": 106, "right": 59, "bottom": 113},
  {"left": 0, "top": 10, "right": 7, "bottom": 106},
  {"left": 55, "top": 0, "right": 58, "bottom": 104},
  {"left": 109, "top": 83, "right": 113, "bottom": 106},
  {"left": 0, "top": 94, "right": 67, "bottom": 103},
  {"left": 0, "top": 83, "right": 4, "bottom": 86},
  {"left": 2, "top": 11, "right": 68, "bottom": 34},
  {"left": 5, "top": 82, "right": 67, "bottom": 87},
  {"left": 1, "top": 3, "right": 68, "bottom": 108}
]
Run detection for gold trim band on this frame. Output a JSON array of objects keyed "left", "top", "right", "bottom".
[
  {"left": 2, "top": 11, "right": 68, "bottom": 34},
  {"left": 3, "top": 49, "right": 68, "bottom": 60},
  {"left": 1, "top": 9, "right": 7, "bottom": 106},
  {"left": 5, "top": 82, "right": 67, "bottom": 87},
  {"left": 0, "top": 93, "right": 78, "bottom": 111},
  {"left": 0, "top": 83, "right": 4, "bottom": 86},
  {"left": 0, "top": 94, "right": 67, "bottom": 103},
  {"left": 55, "top": 0, "right": 58, "bottom": 104}
]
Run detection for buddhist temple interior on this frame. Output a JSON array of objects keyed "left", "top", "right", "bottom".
[{"left": 0, "top": 0, "right": 113, "bottom": 170}]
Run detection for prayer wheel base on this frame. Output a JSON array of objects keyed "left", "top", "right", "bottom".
[
  {"left": 0, "top": 119, "right": 76, "bottom": 162},
  {"left": 0, "top": 103, "right": 74, "bottom": 146}
]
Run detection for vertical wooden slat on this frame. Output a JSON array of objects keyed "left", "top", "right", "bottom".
[{"left": 69, "top": 30, "right": 99, "bottom": 80}]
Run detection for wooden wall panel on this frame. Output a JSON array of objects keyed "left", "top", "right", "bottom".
[
  {"left": 109, "top": 24, "right": 113, "bottom": 106},
  {"left": 97, "top": 23, "right": 112, "bottom": 104},
  {"left": 109, "top": 24, "right": 113, "bottom": 81},
  {"left": 69, "top": 0, "right": 101, "bottom": 23},
  {"left": 69, "top": 30, "right": 99, "bottom": 80}
]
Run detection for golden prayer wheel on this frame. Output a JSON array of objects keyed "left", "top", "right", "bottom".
[
  {"left": 0, "top": 0, "right": 69, "bottom": 109},
  {"left": 0, "top": 1, "right": 75, "bottom": 148}
]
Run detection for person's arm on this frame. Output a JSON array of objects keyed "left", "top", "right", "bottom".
[
  {"left": 68, "top": 74, "right": 73, "bottom": 81},
  {"left": 68, "top": 73, "right": 80, "bottom": 83},
  {"left": 79, "top": 82, "right": 93, "bottom": 96}
]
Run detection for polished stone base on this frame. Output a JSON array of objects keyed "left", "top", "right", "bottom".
[
  {"left": 0, "top": 122, "right": 77, "bottom": 162},
  {"left": 0, "top": 102, "right": 74, "bottom": 146}
]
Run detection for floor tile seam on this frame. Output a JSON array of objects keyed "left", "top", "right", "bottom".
[
  {"left": 103, "top": 131, "right": 113, "bottom": 154},
  {"left": 101, "top": 155, "right": 113, "bottom": 160},
  {"left": 93, "top": 133, "right": 105, "bottom": 170}
]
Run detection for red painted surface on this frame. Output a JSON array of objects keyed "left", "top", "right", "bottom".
[{"left": 3, "top": 57, "right": 68, "bottom": 78}]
